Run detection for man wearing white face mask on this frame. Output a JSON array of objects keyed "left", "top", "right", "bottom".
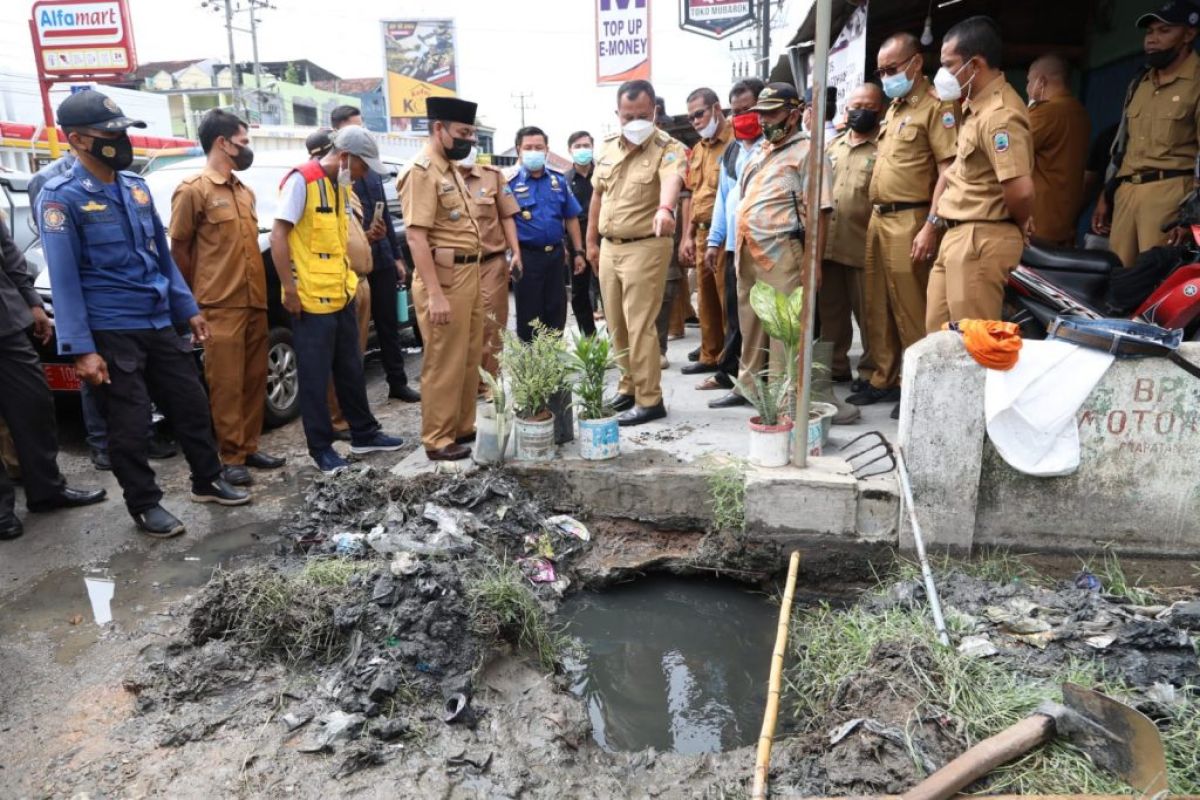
[
  {"left": 925, "top": 15, "right": 1034, "bottom": 331},
  {"left": 586, "top": 79, "right": 687, "bottom": 426},
  {"left": 565, "top": 130, "right": 600, "bottom": 335}
]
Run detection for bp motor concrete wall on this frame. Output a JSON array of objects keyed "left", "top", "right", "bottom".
[{"left": 901, "top": 332, "right": 1200, "bottom": 557}]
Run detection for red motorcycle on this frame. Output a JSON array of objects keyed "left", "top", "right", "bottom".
[{"left": 1004, "top": 204, "right": 1200, "bottom": 341}]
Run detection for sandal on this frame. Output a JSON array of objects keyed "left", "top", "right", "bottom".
[{"left": 696, "top": 374, "right": 731, "bottom": 391}]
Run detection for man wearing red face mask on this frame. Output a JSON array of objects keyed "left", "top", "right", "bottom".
[{"left": 706, "top": 79, "right": 765, "bottom": 407}]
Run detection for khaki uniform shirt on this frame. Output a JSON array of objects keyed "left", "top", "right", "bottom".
[
  {"left": 736, "top": 130, "right": 834, "bottom": 270},
  {"left": 825, "top": 129, "right": 879, "bottom": 267},
  {"left": 1119, "top": 51, "right": 1200, "bottom": 175},
  {"left": 397, "top": 143, "right": 480, "bottom": 252},
  {"left": 686, "top": 122, "right": 735, "bottom": 225},
  {"left": 592, "top": 128, "right": 687, "bottom": 240},
  {"left": 938, "top": 77, "right": 1034, "bottom": 223},
  {"left": 869, "top": 76, "right": 959, "bottom": 204},
  {"left": 462, "top": 164, "right": 518, "bottom": 256},
  {"left": 169, "top": 167, "right": 265, "bottom": 309},
  {"left": 1029, "top": 94, "right": 1090, "bottom": 242}
]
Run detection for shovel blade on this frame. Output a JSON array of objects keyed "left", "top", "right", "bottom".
[{"left": 1061, "top": 682, "right": 1169, "bottom": 795}]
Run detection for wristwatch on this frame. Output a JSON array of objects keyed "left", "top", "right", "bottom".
[{"left": 926, "top": 213, "right": 946, "bottom": 230}]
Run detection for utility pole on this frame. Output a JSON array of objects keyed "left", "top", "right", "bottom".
[
  {"left": 760, "top": 0, "right": 771, "bottom": 81},
  {"left": 221, "top": 0, "right": 245, "bottom": 116},
  {"left": 511, "top": 91, "right": 535, "bottom": 128}
]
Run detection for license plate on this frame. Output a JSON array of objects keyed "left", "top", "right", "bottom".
[{"left": 43, "top": 363, "right": 81, "bottom": 391}]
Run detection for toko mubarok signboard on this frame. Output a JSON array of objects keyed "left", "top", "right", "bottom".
[
  {"left": 595, "top": 0, "right": 651, "bottom": 85},
  {"left": 679, "top": 0, "right": 756, "bottom": 39},
  {"left": 32, "top": 0, "right": 137, "bottom": 76}
]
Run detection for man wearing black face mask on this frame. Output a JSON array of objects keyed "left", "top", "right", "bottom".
[
  {"left": 170, "top": 109, "right": 284, "bottom": 487},
  {"left": 39, "top": 90, "right": 250, "bottom": 538},
  {"left": 1094, "top": 0, "right": 1200, "bottom": 267}
]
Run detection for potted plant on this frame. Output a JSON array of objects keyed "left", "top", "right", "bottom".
[
  {"left": 501, "top": 326, "right": 568, "bottom": 461},
  {"left": 746, "top": 281, "right": 837, "bottom": 462},
  {"left": 739, "top": 369, "right": 794, "bottom": 467},
  {"left": 568, "top": 332, "right": 621, "bottom": 460},
  {"left": 476, "top": 368, "right": 513, "bottom": 464}
]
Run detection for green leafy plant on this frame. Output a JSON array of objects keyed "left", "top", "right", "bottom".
[
  {"left": 704, "top": 459, "right": 746, "bottom": 533},
  {"left": 567, "top": 331, "right": 621, "bottom": 420},
  {"left": 738, "top": 369, "right": 792, "bottom": 427},
  {"left": 748, "top": 281, "right": 803, "bottom": 414},
  {"left": 499, "top": 325, "right": 570, "bottom": 421}
]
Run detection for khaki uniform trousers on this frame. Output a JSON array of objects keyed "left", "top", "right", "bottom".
[
  {"left": 1110, "top": 176, "right": 1191, "bottom": 268},
  {"left": 695, "top": 227, "right": 727, "bottom": 364},
  {"left": 478, "top": 253, "right": 510, "bottom": 389},
  {"left": 864, "top": 207, "right": 930, "bottom": 390},
  {"left": 599, "top": 237, "right": 673, "bottom": 406},
  {"left": 412, "top": 260, "right": 483, "bottom": 451},
  {"left": 735, "top": 239, "right": 805, "bottom": 391},
  {"left": 330, "top": 279, "right": 372, "bottom": 432},
  {"left": 925, "top": 221, "right": 1024, "bottom": 332},
  {"left": 818, "top": 260, "right": 873, "bottom": 381},
  {"left": 201, "top": 306, "right": 268, "bottom": 464}
]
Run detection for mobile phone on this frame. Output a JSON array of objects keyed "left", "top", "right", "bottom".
[{"left": 373, "top": 201, "right": 385, "bottom": 221}]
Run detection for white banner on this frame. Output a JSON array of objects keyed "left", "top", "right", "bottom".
[
  {"left": 596, "top": 0, "right": 651, "bottom": 85},
  {"left": 825, "top": 0, "right": 868, "bottom": 125}
]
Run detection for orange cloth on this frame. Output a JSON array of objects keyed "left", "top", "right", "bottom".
[{"left": 943, "top": 319, "right": 1022, "bottom": 371}]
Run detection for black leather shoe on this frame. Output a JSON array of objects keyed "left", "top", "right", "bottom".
[
  {"left": 389, "top": 384, "right": 421, "bottom": 403},
  {"left": 245, "top": 451, "right": 286, "bottom": 469},
  {"left": 332, "top": 429, "right": 352, "bottom": 442},
  {"left": 147, "top": 437, "right": 177, "bottom": 460},
  {"left": 847, "top": 386, "right": 901, "bottom": 406},
  {"left": 608, "top": 393, "right": 635, "bottom": 413},
  {"left": 222, "top": 465, "right": 252, "bottom": 486},
  {"left": 832, "top": 374, "right": 852, "bottom": 383},
  {"left": 687, "top": 347, "right": 701, "bottom": 362},
  {"left": 681, "top": 361, "right": 717, "bottom": 375},
  {"left": 618, "top": 403, "right": 666, "bottom": 426},
  {"left": 684, "top": 316, "right": 700, "bottom": 327},
  {"left": 191, "top": 478, "right": 251, "bottom": 506},
  {"left": 708, "top": 392, "right": 749, "bottom": 409},
  {"left": 426, "top": 443, "right": 471, "bottom": 461},
  {"left": 850, "top": 378, "right": 871, "bottom": 394},
  {"left": 455, "top": 432, "right": 476, "bottom": 445},
  {"left": 891, "top": 403, "right": 901, "bottom": 420},
  {"left": 133, "top": 505, "right": 185, "bottom": 538},
  {"left": 27, "top": 486, "right": 107, "bottom": 513},
  {"left": 90, "top": 448, "right": 112, "bottom": 471},
  {"left": 0, "top": 515, "right": 23, "bottom": 541}
]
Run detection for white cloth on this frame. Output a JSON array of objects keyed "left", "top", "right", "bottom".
[{"left": 984, "top": 340, "right": 1114, "bottom": 476}]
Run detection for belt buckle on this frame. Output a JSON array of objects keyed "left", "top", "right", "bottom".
[
  {"left": 544, "top": 245, "right": 553, "bottom": 253},
  {"left": 1131, "top": 173, "right": 1144, "bottom": 185}
]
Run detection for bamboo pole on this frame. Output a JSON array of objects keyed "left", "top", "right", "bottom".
[{"left": 752, "top": 550, "right": 802, "bottom": 799}]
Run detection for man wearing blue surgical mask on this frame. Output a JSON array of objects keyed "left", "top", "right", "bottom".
[
  {"left": 565, "top": 130, "right": 599, "bottom": 335},
  {"left": 509, "top": 126, "right": 584, "bottom": 342}
]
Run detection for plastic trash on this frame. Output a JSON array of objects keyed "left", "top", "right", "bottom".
[
  {"left": 544, "top": 515, "right": 590, "bottom": 541},
  {"left": 1074, "top": 571, "right": 1102, "bottom": 592},
  {"left": 517, "top": 556, "right": 556, "bottom": 584},
  {"left": 334, "top": 532, "right": 366, "bottom": 557}
]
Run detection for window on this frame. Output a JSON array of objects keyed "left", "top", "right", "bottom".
[{"left": 292, "top": 103, "right": 317, "bottom": 126}]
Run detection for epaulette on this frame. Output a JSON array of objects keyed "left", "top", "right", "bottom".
[
  {"left": 179, "top": 173, "right": 203, "bottom": 186},
  {"left": 654, "top": 130, "right": 673, "bottom": 146},
  {"left": 42, "top": 172, "right": 72, "bottom": 192},
  {"left": 603, "top": 130, "right": 621, "bottom": 142},
  {"left": 412, "top": 154, "right": 432, "bottom": 170}
]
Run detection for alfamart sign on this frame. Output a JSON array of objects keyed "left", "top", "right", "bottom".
[{"left": 31, "top": 0, "right": 137, "bottom": 75}]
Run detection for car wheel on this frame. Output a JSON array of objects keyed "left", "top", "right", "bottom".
[{"left": 264, "top": 326, "right": 300, "bottom": 428}]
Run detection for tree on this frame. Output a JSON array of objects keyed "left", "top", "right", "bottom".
[{"left": 283, "top": 61, "right": 301, "bottom": 85}]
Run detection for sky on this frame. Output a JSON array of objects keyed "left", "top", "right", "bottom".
[{"left": 1, "top": 0, "right": 813, "bottom": 152}]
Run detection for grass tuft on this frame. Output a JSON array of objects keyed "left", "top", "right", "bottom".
[
  {"left": 704, "top": 459, "right": 746, "bottom": 534},
  {"left": 1086, "top": 546, "right": 1159, "bottom": 605},
  {"left": 300, "top": 556, "right": 371, "bottom": 587},
  {"left": 466, "top": 557, "right": 570, "bottom": 672}
]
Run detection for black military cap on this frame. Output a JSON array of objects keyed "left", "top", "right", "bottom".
[
  {"left": 305, "top": 128, "right": 333, "bottom": 157},
  {"left": 56, "top": 89, "right": 146, "bottom": 131},
  {"left": 751, "top": 83, "right": 802, "bottom": 112},
  {"left": 426, "top": 96, "right": 478, "bottom": 125},
  {"left": 1137, "top": 0, "right": 1200, "bottom": 27}
]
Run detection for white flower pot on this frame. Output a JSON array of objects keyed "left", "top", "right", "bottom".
[
  {"left": 475, "top": 406, "right": 513, "bottom": 464},
  {"left": 578, "top": 415, "right": 620, "bottom": 460},
  {"left": 515, "top": 414, "right": 556, "bottom": 461},
  {"left": 748, "top": 415, "right": 794, "bottom": 468},
  {"left": 807, "top": 402, "right": 837, "bottom": 457}
]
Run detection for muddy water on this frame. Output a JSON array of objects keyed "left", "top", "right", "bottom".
[
  {"left": 563, "top": 576, "right": 778, "bottom": 754},
  {"left": 0, "top": 522, "right": 276, "bottom": 663}
]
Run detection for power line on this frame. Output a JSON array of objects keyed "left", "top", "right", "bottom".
[{"left": 511, "top": 91, "right": 535, "bottom": 128}]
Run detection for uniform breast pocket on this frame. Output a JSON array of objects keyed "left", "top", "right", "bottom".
[
  {"left": 895, "top": 126, "right": 919, "bottom": 144},
  {"left": 308, "top": 212, "right": 341, "bottom": 260},
  {"left": 203, "top": 203, "right": 237, "bottom": 226},
  {"left": 473, "top": 195, "right": 496, "bottom": 212},
  {"left": 80, "top": 220, "right": 128, "bottom": 268},
  {"left": 1153, "top": 103, "right": 1190, "bottom": 149},
  {"left": 629, "top": 168, "right": 655, "bottom": 199},
  {"left": 437, "top": 189, "right": 465, "bottom": 216}
]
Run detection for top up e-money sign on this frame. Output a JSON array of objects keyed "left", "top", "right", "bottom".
[
  {"left": 32, "top": 0, "right": 138, "bottom": 76},
  {"left": 595, "top": 0, "right": 651, "bottom": 84}
]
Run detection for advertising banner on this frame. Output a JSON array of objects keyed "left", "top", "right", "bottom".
[
  {"left": 679, "top": 0, "right": 755, "bottom": 40},
  {"left": 825, "top": 0, "right": 867, "bottom": 124},
  {"left": 595, "top": 0, "right": 651, "bottom": 85},
  {"left": 31, "top": 0, "right": 138, "bottom": 76},
  {"left": 382, "top": 19, "right": 457, "bottom": 132}
]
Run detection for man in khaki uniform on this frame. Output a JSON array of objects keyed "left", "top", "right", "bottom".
[
  {"left": 585, "top": 79, "right": 686, "bottom": 426},
  {"left": 730, "top": 83, "right": 832, "bottom": 395},
  {"left": 170, "top": 109, "right": 285, "bottom": 486},
  {"left": 852, "top": 32, "right": 958, "bottom": 411},
  {"left": 398, "top": 97, "right": 484, "bottom": 461},
  {"left": 926, "top": 16, "right": 1035, "bottom": 329},
  {"left": 823, "top": 83, "right": 883, "bottom": 390},
  {"left": 679, "top": 87, "right": 734, "bottom": 376},
  {"left": 457, "top": 150, "right": 520, "bottom": 392},
  {"left": 1026, "top": 54, "right": 1091, "bottom": 246},
  {"left": 1094, "top": 2, "right": 1200, "bottom": 267}
]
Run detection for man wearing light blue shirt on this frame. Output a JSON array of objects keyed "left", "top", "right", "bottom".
[{"left": 706, "top": 79, "right": 764, "bottom": 406}]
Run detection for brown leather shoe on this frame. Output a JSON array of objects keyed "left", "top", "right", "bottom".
[{"left": 426, "top": 443, "right": 471, "bottom": 461}]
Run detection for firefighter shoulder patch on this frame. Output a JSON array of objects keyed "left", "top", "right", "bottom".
[{"left": 41, "top": 202, "right": 66, "bottom": 232}]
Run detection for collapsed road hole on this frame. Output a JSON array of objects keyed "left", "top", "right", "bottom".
[{"left": 562, "top": 575, "right": 780, "bottom": 754}]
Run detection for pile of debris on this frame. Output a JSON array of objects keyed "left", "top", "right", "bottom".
[{"left": 126, "top": 467, "right": 594, "bottom": 775}]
